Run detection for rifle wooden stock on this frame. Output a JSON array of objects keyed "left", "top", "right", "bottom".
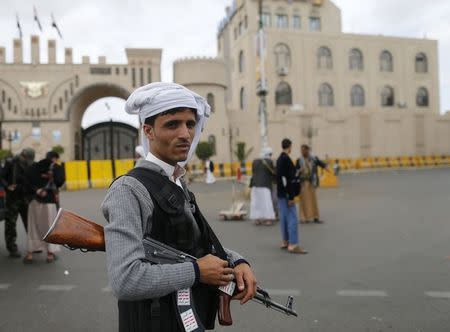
[{"left": 43, "top": 208, "right": 105, "bottom": 252}]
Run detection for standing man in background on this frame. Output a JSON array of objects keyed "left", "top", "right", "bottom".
[
  {"left": 276, "top": 139, "right": 307, "bottom": 254},
  {"left": 0, "top": 148, "right": 35, "bottom": 258},
  {"left": 296, "top": 144, "right": 328, "bottom": 224}
]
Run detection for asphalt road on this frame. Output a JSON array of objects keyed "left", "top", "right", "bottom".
[{"left": 1, "top": 168, "right": 450, "bottom": 332}]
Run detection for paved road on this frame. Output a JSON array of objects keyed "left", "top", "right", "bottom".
[{"left": 1, "top": 168, "right": 450, "bottom": 332}]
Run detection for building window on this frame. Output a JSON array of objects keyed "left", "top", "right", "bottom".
[
  {"left": 54, "top": 105, "right": 57, "bottom": 113},
  {"left": 416, "top": 87, "right": 429, "bottom": 107},
  {"left": 275, "top": 82, "right": 293, "bottom": 105},
  {"left": 415, "top": 53, "right": 428, "bottom": 73},
  {"left": 351, "top": 85, "right": 365, "bottom": 106},
  {"left": 309, "top": 17, "right": 321, "bottom": 31},
  {"left": 207, "top": 93, "right": 215, "bottom": 112},
  {"left": 37, "top": 108, "right": 40, "bottom": 117},
  {"left": 64, "top": 90, "right": 68, "bottom": 102},
  {"left": 262, "top": 13, "right": 271, "bottom": 27},
  {"left": 132, "top": 68, "right": 136, "bottom": 87},
  {"left": 208, "top": 135, "right": 217, "bottom": 155},
  {"left": 116, "top": 67, "right": 120, "bottom": 75},
  {"left": 349, "top": 48, "right": 363, "bottom": 71},
  {"left": 140, "top": 67, "right": 144, "bottom": 86},
  {"left": 239, "top": 50, "right": 245, "bottom": 73},
  {"left": 239, "top": 21, "right": 243, "bottom": 35},
  {"left": 276, "top": 14, "right": 289, "bottom": 28},
  {"left": 13, "top": 106, "right": 17, "bottom": 114},
  {"left": 1, "top": 90, "right": 5, "bottom": 103},
  {"left": 381, "top": 86, "right": 394, "bottom": 106},
  {"left": 7, "top": 98, "right": 11, "bottom": 110},
  {"left": 380, "top": 51, "right": 393, "bottom": 72},
  {"left": 147, "top": 68, "right": 152, "bottom": 83},
  {"left": 274, "top": 43, "right": 291, "bottom": 72},
  {"left": 70, "top": 83, "right": 74, "bottom": 95},
  {"left": 317, "top": 47, "right": 333, "bottom": 69},
  {"left": 234, "top": 27, "right": 238, "bottom": 39},
  {"left": 293, "top": 15, "right": 301, "bottom": 29},
  {"left": 59, "top": 97, "right": 63, "bottom": 110},
  {"left": 319, "top": 83, "right": 334, "bottom": 106},
  {"left": 244, "top": 15, "right": 248, "bottom": 29},
  {"left": 124, "top": 67, "right": 128, "bottom": 75},
  {"left": 75, "top": 75, "right": 79, "bottom": 87},
  {"left": 240, "top": 87, "right": 246, "bottom": 110}
]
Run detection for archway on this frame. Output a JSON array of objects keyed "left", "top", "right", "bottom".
[{"left": 66, "top": 83, "right": 133, "bottom": 160}]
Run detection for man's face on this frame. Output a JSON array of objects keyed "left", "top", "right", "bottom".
[
  {"left": 301, "top": 146, "right": 309, "bottom": 157},
  {"left": 143, "top": 109, "right": 196, "bottom": 165}
]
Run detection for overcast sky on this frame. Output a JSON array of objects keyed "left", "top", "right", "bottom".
[{"left": 0, "top": 0, "right": 449, "bottom": 127}]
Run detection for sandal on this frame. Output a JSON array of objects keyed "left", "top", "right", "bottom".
[
  {"left": 23, "top": 254, "right": 33, "bottom": 264},
  {"left": 46, "top": 253, "right": 58, "bottom": 263},
  {"left": 263, "top": 220, "right": 274, "bottom": 226},
  {"left": 254, "top": 220, "right": 263, "bottom": 226}
]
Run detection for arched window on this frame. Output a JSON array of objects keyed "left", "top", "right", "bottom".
[
  {"left": 381, "top": 86, "right": 394, "bottom": 106},
  {"left": 318, "top": 83, "right": 334, "bottom": 106},
  {"left": 380, "top": 51, "right": 393, "bottom": 72},
  {"left": 240, "top": 87, "right": 246, "bottom": 110},
  {"left": 415, "top": 53, "right": 428, "bottom": 73},
  {"left": 275, "top": 82, "right": 292, "bottom": 105},
  {"left": 317, "top": 47, "right": 332, "bottom": 69},
  {"left": 208, "top": 135, "right": 217, "bottom": 155},
  {"left": 351, "top": 85, "right": 365, "bottom": 106},
  {"left": 274, "top": 43, "right": 291, "bottom": 71},
  {"left": 207, "top": 93, "right": 215, "bottom": 112},
  {"left": 416, "top": 87, "right": 429, "bottom": 107},
  {"left": 239, "top": 50, "right": 245, "bottom": 73},
  {"left": 349, "top": 48, "right": 363, "bottom": 71}
]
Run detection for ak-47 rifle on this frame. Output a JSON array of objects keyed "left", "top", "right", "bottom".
[{"left": 44, "top": 209, "right": 298, "bottom": 329}]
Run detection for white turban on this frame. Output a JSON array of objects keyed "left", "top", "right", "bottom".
[
  {"left": 125, "top": 82, "right": 211, "bottom": 166},
  {"left": 260, "top": 147, "right": 273, "bottom": 158}
]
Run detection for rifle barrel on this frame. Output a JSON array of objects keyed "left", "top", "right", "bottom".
[{"left": 253, "top": 293, "right": 298, "bottom": 317}]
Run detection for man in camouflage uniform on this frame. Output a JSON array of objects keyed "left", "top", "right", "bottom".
[{"left": 0, "top": 148, "right": 35, "bottom": 258}]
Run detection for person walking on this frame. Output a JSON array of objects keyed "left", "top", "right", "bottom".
[
  {"left": 0, "top": 148, "right": 35, "bottom": 258},
  {"left": 296, "top": 145, "right": 328, "bottom": 224},
  {"left": 276, "top": 139, "right": 307, "bottom": 254},
  {"left": 23, "top": 151, "right": 65, "bottom": 263},
  {"left": 250, "top": 147, "right": 276, "bottom": 226}
]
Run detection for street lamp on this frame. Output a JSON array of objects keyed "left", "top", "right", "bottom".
[
  {"left": 256, "top": 0, "right": 269, "bottom": 152},
  {"left": 1, "top": 129, "right": 19, "bottom": 151}
]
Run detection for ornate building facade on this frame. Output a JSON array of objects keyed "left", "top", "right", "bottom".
[
  {"left": 175, "top": 0, "right": 450, "bottom": 162},
  {"left": 0, "top": 36, "right": 161, "bottom": 159}
]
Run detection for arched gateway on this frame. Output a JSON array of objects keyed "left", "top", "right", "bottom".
[{"left": 0, "top": 36, "right": 161, "bottom": 160}]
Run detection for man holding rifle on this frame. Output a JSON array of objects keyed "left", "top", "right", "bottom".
[{"left": 101, "top": 82, "right": 257, "bottom": 331}]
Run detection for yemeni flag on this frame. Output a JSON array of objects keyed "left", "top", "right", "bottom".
[
  {"left": 51, "top": 13, "right": 63, "bottom": 38},
  {"left": 33, "top": 6, "right": 43, "bottom": 31}
]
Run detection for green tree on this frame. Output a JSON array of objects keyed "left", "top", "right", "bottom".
[
  {"left": 52, "top": 145, "right": 65, "bottom": 156},
  {"left": 0, "top": 149, "right": 12, "bottom": 161},
  {"left": 195, "top": 141, "right": 214, "bottom": 161},
  {"left": 234, "top": 142, "right": 253, "bottom": 163}
]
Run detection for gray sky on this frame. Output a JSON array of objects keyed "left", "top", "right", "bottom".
[{"left": 0, "top": 0, "right": 449, "bottom": 127}]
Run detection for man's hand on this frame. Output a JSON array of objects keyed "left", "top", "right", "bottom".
[
  {"left": 7, "top": 184, "right": 17, "bottom": 191},
  {"left": 288, "top": 199, "right": 296, "bottom": 206},
  {"left": 232, "top": 263, "right": 257, "bottom": 304},
  {"left": 36, "top": 188, "right": 47, "bottom": 198},
  {"left": 197, "top": 254, "right": 234, "bottom": 286}
]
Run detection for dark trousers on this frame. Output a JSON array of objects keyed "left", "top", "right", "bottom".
[{"left": 4, "top": 196, "right": 28, "bottom": 252}]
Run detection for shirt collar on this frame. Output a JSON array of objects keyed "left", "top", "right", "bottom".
[{"left": 145, "top": 151, "right": 186, "bottom": 181}]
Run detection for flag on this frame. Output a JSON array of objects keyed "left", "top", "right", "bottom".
[
  {"left": 16, "top": 13, "right": 23, "bottom": 39},
  {"left": 34, "top": 6, "right": 43, "bottom": 31},
  {"left": 51, "top": 13, "right": 63, "bottom": 38}
]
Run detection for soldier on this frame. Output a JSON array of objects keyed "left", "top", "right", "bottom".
[
  {"left": 102, "top": 82, "right": 257, "bottom": 331},
  {"left": 0, "top": 148, "right": 35, "bottom": 258}
]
